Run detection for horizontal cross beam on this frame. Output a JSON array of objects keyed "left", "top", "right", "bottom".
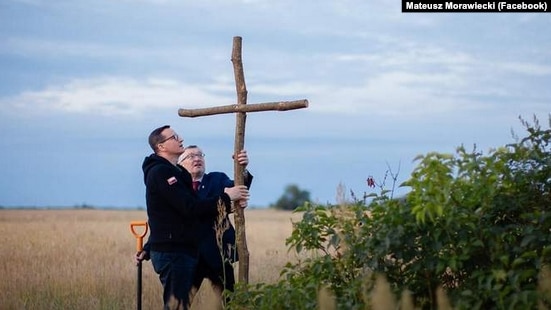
[{"left": 178, "top": 99, "right": 308, "bottom": 118}]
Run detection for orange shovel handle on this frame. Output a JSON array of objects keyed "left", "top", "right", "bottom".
[{"left": 130, "top": 221, "right": 149, "bottom": 252}]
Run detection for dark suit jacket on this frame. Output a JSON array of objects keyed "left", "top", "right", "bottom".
[{"left": 195, "top": 170, "right": 253, "bottom": 271}]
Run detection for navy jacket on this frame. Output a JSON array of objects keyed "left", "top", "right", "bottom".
[
  {"left": 142, "top": 154, "right": 232, "bottom": 254},
  {"left": 195, "top": 170, "right": 253, "bottom": 270}
]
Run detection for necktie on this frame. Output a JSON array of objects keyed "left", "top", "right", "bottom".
[{"left": 192, "top": 181, "right": 200, "bottom": 192}]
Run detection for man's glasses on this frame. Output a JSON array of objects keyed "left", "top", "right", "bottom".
[
  {"left": 160, "top": 134, "right": 180, "bottom": 143},
  {"left": 181, "top": 153, "right": 205, "bottom": 161}
]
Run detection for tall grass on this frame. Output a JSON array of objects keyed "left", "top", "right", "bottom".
[{"left": 0, "top": 209, "right": 301, "bottom": 309}]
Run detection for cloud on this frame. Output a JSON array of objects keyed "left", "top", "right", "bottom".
[
  {"left": 1, "top": 37, "right": 224, "bottom": 69},
  {"left": 499, "top": 62, "right": 551, "bottom": 76},
  {"left": 2, "top": 77, "right": 232, "bottom": 117},
  {"left": 2, "top": 38, "right": 548, "bottom": 123},
  {"left": 1, "top": 3, "right": 549, "bottom": 128},
  {"left": 0, "top": 72, "right": 461, "bottom": 121}
]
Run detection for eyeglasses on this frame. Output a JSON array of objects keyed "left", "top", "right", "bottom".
[
  {"left": 160, "top": 134, "right": 180, "bottom": 143},
  {"left": 181, "top": 153, "right": 205, "bottom": 161}
]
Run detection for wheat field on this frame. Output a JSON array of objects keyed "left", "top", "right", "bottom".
[{"left": 0, "top": 208, "right": 303, "bottom": 309}]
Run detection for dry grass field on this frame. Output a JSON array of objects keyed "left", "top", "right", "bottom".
[{"left": 0, "top": 208, "right": 303, "bottom": 310}]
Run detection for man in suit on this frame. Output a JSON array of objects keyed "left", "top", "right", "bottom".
[{"left": 178, "top": 145, "right": 253, "bottom": 300}]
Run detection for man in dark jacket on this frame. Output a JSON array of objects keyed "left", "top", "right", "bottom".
[
  {"left": 178, "top": 145, "right": 253, "bottom": 299},
  {"left": 142, "top": 125, "right": 249, "bottom": 310}
]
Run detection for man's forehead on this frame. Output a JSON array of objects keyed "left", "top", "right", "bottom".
[
  {"left": 162, "top": 128, "right": 175, "bottom": 135},
  {"left": 184, "top": 148, "right": 202, "bottom": 154}
]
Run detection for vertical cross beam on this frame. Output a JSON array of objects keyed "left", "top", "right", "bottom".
[{"left": 178, "top": 36, "right": 308, "bottom": 283}]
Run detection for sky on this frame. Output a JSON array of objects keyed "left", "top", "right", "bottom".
[{"left": 0, "top": 0, "right": 550, "bottom": 209}]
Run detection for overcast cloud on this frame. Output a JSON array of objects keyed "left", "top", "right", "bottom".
[{"left": 1, "top": 0, "right": 549, "bottom": 208}]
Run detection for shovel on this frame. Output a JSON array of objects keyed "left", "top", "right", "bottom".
[{"left": 130, "top": 221, "right": 148, "bottom": 310}]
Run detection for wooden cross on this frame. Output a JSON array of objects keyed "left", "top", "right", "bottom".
[{"left": 178, "top": 36, "right": 308, "bottom": 284}]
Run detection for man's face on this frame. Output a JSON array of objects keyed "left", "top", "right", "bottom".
[
  {"left": 158, "top": 128, "right": 185, "bottom": 155},
  {"left": 179, "top": 147, "right": 206, "bottom": 177}
]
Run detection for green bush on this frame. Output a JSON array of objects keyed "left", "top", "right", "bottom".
[{"left": 228, "top": 116, "right": 551, "bottom": 309}]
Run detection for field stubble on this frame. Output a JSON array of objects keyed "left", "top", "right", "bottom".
[{"left": 0, "top": 209, "right": 303, "bottom": 309}]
